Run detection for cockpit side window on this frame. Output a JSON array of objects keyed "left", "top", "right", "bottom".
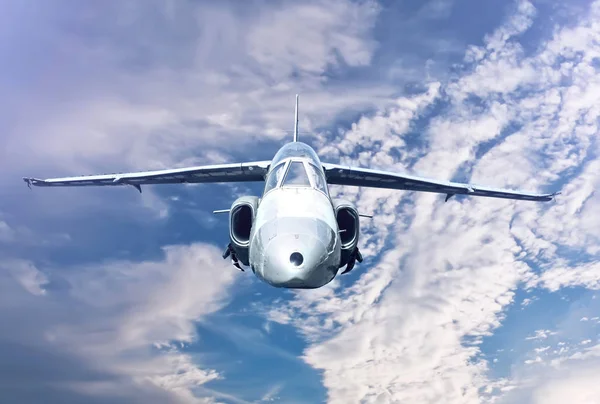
[
  {"left": 264, "top": 163, "right": 286, "bottom": 194},
  {"left": 282, "top": 161, "right": 311, "bottom": 187},
  {"left": 306, "top": 163, "right": 328, "bottom": 194}
]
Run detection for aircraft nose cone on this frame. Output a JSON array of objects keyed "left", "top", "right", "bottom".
[
  {"left": 250, "top": 217, "right": 340, "bottom": 288},
  {"left": 262, "top": 232, "right": 333, "bottom": 288}
]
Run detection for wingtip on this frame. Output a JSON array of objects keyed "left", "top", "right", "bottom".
[
  {"left": 540, "top": 191, "right": 561, "bottom": 202},
  {"left": 23, "top": 177, "right": 47, "bottom": 189},
  {"left": 23, "top": 177, "right": 35, "bottom": 189}
]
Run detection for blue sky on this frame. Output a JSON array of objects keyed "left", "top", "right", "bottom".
[{"left": 1, "top": 0, "right": 600, "bottom": 403}]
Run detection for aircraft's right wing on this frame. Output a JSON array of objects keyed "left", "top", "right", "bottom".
[
  {"left": 23, "top": 161, "right": 271, "bottom": 192},
  {"left": 322, "top": 163, "right": 557, "bottom": 202}
]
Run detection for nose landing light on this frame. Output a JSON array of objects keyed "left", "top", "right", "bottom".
[{"left": 290, "top": 252, "right": 304, "bottom": 267}]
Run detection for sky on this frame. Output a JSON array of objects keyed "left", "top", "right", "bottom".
[{"left": 1, "top": 0, "right": 599, "bottom": 403}]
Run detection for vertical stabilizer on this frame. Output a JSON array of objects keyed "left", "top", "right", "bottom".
[{"left": 293, "top": 94, "right": 299, "bottom": 142}]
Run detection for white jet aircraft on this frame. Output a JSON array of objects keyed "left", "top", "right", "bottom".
[{"left": 23, "top": 95, "right": 557, "bottom": 289}]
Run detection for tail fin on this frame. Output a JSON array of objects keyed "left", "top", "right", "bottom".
[{"left": 293, "top": 94, "right": 299, "bottom": 142}]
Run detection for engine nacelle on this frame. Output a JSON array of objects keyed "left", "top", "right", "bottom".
[
  {"left": 228, "top": 195, "right": 259, "bottom": 266},
  {"left": 333, "top": 199, "right": 360, "bottom": 269}
]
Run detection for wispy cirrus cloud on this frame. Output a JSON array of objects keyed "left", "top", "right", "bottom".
[
  {"left": 496, "top": 291, "right": 600, "bottom": 404},
  {"left": 266, "top": 1, "right": 600, "bottom": 403}
]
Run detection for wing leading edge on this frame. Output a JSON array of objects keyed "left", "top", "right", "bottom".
[
  {"left": 323, "top": 163, "right": 557, "bottom": 202},
  {"left": 23, "top": 161, "right": 271, "bottom": 192}
]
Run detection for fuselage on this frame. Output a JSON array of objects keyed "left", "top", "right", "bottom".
[{"left": 248, "top": 142, "right": 341, "bottom": 288}]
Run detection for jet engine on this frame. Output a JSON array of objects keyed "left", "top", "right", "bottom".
[
  {"left": 223, "top": 196, "right": 259, "bottom": 270},
  {"left": 333, "top": 200, "right": 363, "bottom": 274}
]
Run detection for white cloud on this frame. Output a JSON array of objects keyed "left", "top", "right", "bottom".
[
  {"left": 259, "top": 383, "right": 284, "bottom": 402},
  {"left": 497, "top": 349, "right": 600, "bottom": 404},
  {"left": 1, "top": 0, "right": 403, "bottom": 228},
  {"left": 521, "top": 297, "right": 533, "bottom": 307},
  {"left": 529, "top": 262, "right": 600, "bottom": 292},
  {"left": 267, "top": 1, "right": 600, "bottom": 403},
  {"left": 0, "top": 243, "right": 239, "bottom": 403},
  {"left": 528, "top": 366, "right": 600, "bottom": 404},
  {"left": 525, "top": 330, "right": 557, "bottom": 341},
  {"left": 496, "top": 292, "right": 600, "bottom": 403},
  {"left": 0, "top": 3, "right": 427, "bottom": 401},
  {"left": 247, "top": 0, "right": 380, "bottom": 79},
  {"left": 450, "top": 0, "right": 537, "bottom": 100},
  {"left": 0, "top": 220, "right": 15, "bottom": 242},
  {"left": 1, "top": 0, "right": 392, "bottom": 180},
  {"left": 1, "top": 259, "right": 49, "bottom": 296},
  {"left": 0, "top": 213, "right": 73, "bottom": 249}
]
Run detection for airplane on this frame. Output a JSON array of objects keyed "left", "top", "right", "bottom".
[{"left": 23, "top": 95, "right": 558, "bottom": 289}]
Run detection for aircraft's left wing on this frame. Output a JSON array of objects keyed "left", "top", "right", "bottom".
[
  {"left": 323, "top": 163, "right": 557, "bottom": 202},
  {"left": 23, "top": 161, "right": 271, "bottom": 192}
]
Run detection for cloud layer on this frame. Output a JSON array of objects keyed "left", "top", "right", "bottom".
[
  {"left": 0, "top": 244, "right": 236, "bottom": 403},
  {"left": 267, "top": 1, "right": 600, "bottom": 403},
  {"left": 1, "top": 0, "right": 599, "bottom": 403}
]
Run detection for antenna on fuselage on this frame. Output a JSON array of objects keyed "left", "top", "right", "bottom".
[{"left": 293, "top": 94, "right": 299, "bottom": 142}]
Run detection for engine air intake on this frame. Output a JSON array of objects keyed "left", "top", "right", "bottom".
[
  {"left": 337, "top": 207, "right": 358, "bottom": 248},
  {"left": 231, "top": 205, "right": 253, "bottom": 245}
]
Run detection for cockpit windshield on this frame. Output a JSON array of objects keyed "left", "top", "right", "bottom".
[
  {"left": 264, "top": 158, "right": 329, "bottom": 195},
  {"left": 264, "top": 162, "right": 286, "bottom": 193},
  {"left": 305, "top": 163, "right": 327, "bottom": 193},
  {"left": 282, "top": 161, "right": 311, "bottom": 187}
]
